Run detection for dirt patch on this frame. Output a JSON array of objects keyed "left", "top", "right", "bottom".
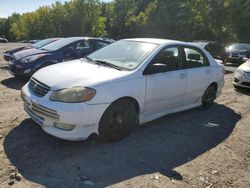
[{"left": 0, "top": 43, "right": 249, "bottom": 188}]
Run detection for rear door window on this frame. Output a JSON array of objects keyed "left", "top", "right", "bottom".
[
  {"left": 182, "top": 47, "right": 209, "bottom": 69},
  {"left": 93, "top": 40, "right": 110, "bottom": 50}
]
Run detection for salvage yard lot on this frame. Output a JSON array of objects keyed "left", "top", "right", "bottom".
[{"left": 0, "top": 43, "right": 249, "bottom": 188}]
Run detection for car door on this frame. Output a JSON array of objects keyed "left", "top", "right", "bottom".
[
  {"left": 62, "top": 42, "right": 78, "bottom": 61},
  {"left": 181, "top": 46, "right": 212, "bottom": 105},
  {"left": 91, "top": 40, "right": 110, "bottom": 51},
  {"left": 75, "top": 40, "right": 92, "bottom": 58},
  {"left": 144, "top": 46, "right": 187, "bottom": 114}
]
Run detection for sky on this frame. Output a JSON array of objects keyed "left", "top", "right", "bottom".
[{"left": 0, "top": 0, "right": 112, "bottom": 18}]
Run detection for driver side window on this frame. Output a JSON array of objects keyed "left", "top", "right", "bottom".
[
  {"left": 151, "top": 46, "right": 180, "bottom": 72},
  {"left": 75, "top": 40, "right": 90, "bottom": 50}
]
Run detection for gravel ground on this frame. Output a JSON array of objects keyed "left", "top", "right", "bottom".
[{"left": 0, "top": 43, "right": 249, "bottom": 188}]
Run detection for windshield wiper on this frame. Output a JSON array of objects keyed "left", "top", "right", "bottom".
[
  {"left": 84, "top": 56, "right": 99, "bottom": 64},
  {"left": 95, "top": 60, "right": 122, "bottom": 71},
  {"left": 84, "top": 57, "right": 122, "bottom": 71}
]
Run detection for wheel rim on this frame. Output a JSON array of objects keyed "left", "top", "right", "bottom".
[
  {"left": 203, "top": 87, "right": 216, "bottom": 104},
  {"left": 109, "top": 106, "right": 131, "bottom": 133},
  {"left": 99, "top": 99, "right": 138, "bottom": 141}
]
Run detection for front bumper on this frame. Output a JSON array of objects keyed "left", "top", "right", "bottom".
[
  {"left": 4, "top": 53, "right": 11, "bottom": 61},
  {"left": 8, "top": 61, "right": 32, "bottom": 77},
  {"left": 233, "top": 71, "right": 250, "bottom": 88},
  {"left": 21, "top": 83, "right": 110, "bottom": 140}
]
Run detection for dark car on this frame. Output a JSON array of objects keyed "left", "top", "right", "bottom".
[
  {"left": 192, "top": 41, "right": 227, "bottom": 63},
  {"left": 4, "top": 38, "right": 60, "bottom": 61},
  {"left": 225, "top": 43, "right": 250, "bottom": 65},
  {"left": 0, "top": 37, "right": 8, "bottom": 43},
  {"left": 8, "top": 37, "right": 112, "bottom": 77}
]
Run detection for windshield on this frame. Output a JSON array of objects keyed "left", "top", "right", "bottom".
[
  {"left": 31, "top": 38, "right": 56, "bottom": 49},
  {"left": 88, "top": 40, "right": 158, "bottom": 70},
  {"left": 229, "top": 44, "right": 250, "bottom": 50},
  {"left": 41, "top": 38, "right": 79, "bottom": 51}
]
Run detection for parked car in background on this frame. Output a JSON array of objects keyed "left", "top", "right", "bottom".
[
  {"left": 225, "top": 43, "right": 250, "bottom": 65},
  {"left": 0, "top": 37, "right": 8, "bottom": 43},
  {"left": 19, "top": 40, "right": 40, "bottom": 43},
  {"left": 233, "top": 59, "right": 250, "bottom": 88},
  {"left": 8, "top": 37, "right": 112, "bottom": 77},
  {"left": 21, "top": 38, "right": 225, "bottom": 141},
  {"left": 29, "top": 39, "right": 41, "bottom": 43},
  {"left": 4, "top": 38, "right": 60, "bottom": 61},
  {"left": 192, "top": 41, "right": 227, "bottom": 63}
]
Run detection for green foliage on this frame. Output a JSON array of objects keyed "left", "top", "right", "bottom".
[
  {"left": 1, "top": 0, "right": 106, "bottom": 41},
  {"left": 0, "top": 0, "right": 249, "bottom": 43}
]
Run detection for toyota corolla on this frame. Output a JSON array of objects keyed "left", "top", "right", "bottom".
[{"left": 21, "top": 38, "right": 225, "bottom": 142}]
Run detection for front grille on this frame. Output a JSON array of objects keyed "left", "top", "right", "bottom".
[
  {"left": 242, "top": 82, "right": 250, "bottom": 86},
  {"left": 29, "top": 77, "right": 50, "bottom": 97},
  {"left": 25, "top": 105, "right": 44, "bottom": 126},
  {"left": 234, "top": 78, "right": 239, "bottom": 83},
  {"left": 231, "top": 53, "right": 239, "bottom": 57},
  {"left": 31, "top": 102, "right": 59, "bottom": 119}
]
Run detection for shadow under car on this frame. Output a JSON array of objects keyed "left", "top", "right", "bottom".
[{"left": 4, "top": 104, "right": 240, "bottom": 187}]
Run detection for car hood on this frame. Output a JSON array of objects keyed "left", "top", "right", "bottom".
[
  {"left": 32, "top": 60, "right": 132, "bottom": 90},
  {"left": 6, "top": 46, "right": 25, "bottom": 54},
  {"left": 226, "top": 49, "right": 248, "bottom": 53},
  {"left": 13, "top": 48, "right": 47, "bottom": 60},
  {"left": 238, "top": 60, "right": 250, "bottom": 72}
]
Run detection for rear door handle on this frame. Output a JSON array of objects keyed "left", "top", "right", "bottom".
[
  {"left": 206, "top": 69, "right": 211, "bottom": 74},
  {"left": 179, "top": 73, "right": 186, "bottom": 79}
]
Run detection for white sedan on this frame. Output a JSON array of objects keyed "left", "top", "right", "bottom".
[
  {"left": 233, "top": 59, "right": 250, "bottom": 88},
  {"left": 21, "top": 38, "right": 225, "bottom": 141}
]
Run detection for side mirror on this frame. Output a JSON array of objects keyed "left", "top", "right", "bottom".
[{"left": 144, "top": 63, "right": 168, "bottom": 75}]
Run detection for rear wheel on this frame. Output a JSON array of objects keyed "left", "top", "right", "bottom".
[
  {"left": 99, "top": 99, "right": 138, "bottom": 142},
  {"left": 202, "top": 85, "right": 217, "bottom": 106}
]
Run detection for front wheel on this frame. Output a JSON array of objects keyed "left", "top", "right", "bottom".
[
  {"left": 202, "top": 85, "right": 217, "bottom": 106},
  {"left": 98, "top": 99, "right": 138, "bottom": 142}
]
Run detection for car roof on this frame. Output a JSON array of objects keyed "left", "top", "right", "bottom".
[
  {"left": 229, "top": 43, "right": 250, "bottom": 46},
  {"left": 124, "top": 38, "right": 187, "bottom": 45},
  {"left": 191, "top": 42, "right": 209, "bottom": 48},
  {"left": 62, "top": 37, "right": 109, "bottom": 41}
]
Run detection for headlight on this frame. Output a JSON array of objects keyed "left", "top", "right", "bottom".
[
  {"left": 49, "top": 87, "right": 96, "bottom": 103},
  {"left": 20, "top": 54, "right": 45, "bottom": 63}
]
